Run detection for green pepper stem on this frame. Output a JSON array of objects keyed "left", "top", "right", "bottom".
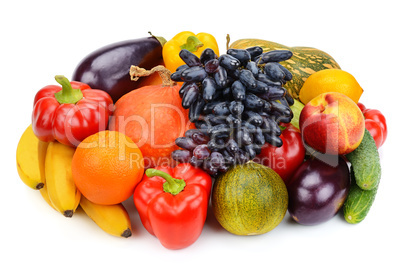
[
  {"left": 145, "top": 169, "right": 186, "bottom": 195},
  {"left": 180, "top": 36, "right": 203, "bottom": 52},
  {"left": 54, "top": 75, "right": 83, "bottom": 104}
]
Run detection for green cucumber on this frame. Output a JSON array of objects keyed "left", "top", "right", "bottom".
[
  {"left": 343, "top": 175, "right": 378, "bottom": 224},
  {"left": 346, "top": 128, "right": 381, "bottom": 190}
]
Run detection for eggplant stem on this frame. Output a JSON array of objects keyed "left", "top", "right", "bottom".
[
  {"left": 129, "top": 65, "right": 177, "bottom": 87},
  {"left": 148, "top": 31, "right": 167, "bottom": 47}
]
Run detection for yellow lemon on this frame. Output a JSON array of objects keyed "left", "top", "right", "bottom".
[{"left": 299, "top": 69, "right": 363, "bottom": 104}]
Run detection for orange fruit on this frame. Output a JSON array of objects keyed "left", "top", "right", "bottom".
[
  {"left": 299, "top": 69, "right": 363, "bottom": 105},
  {"left": 72, "top": 130, "right": 144, "bottom": 205}
]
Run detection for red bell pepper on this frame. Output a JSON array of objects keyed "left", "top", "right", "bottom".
[
  {"left": 254, "top": 123, "right": 305, "bottom": 185},
  {"left": 32, "top": 75, "right": 113, "bottom": 147},
  {"left": 357, "top": 103, "right": 387, "bottom": 148},
  {"left": 133, "top": 163, "right": 212, "bottom": 250}
]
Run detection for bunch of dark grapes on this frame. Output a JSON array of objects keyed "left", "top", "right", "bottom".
[{"left": 171, "top": 46, "right": 294, "bottom": 177}]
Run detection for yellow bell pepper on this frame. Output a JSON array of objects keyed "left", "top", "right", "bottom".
[{"left": 163, "top": 31, "right": 220, "bottom": 73}]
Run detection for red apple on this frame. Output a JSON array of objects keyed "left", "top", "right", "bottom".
[{"left": 299, "top": 92, "right": 365, "bottom": 155}]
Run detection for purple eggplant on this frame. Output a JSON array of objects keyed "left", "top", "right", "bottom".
[
  {"left": 72, "top": 35, "right": 165, "bottom": 102},
  {"left": 287, "top": 156, "right": 351, "bottom": 226}
]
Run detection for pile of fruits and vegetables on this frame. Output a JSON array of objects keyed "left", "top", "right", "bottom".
[{"left": 16, "top": 31, "right": 387, "bottom": 250}]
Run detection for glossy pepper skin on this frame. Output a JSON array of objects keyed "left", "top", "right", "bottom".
[
  {"left": 32, "top": 75, "right": 113, "bottom": 147},
  {"left": 357, "top": 103, "right": 387, "bottom": 148},
  {"left": 134, "top": 163, "right": 212, "bottom": 250},
  {"left": 163, "top": 31, "right": 219, "bottom": 73},
  {"left": 255, "top": 123, "right": 306, "bottom": 185}
]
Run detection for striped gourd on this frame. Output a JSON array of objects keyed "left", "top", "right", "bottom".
[{"left": 229, "top": 39, "right": 341, "bottom": 100}]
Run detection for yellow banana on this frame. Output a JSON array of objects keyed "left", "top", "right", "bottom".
[
  {"left": 16, "top": 125, "right": 48, "bottom": 190},
  {"left": 45, "top": 141, "right": 81, "bottom": 217},
  {"left": 80, "top": 195, "right": 132, "bottom": 238},
  {"left": 39, "top": 183, "right": 57, "bottom": 211}
]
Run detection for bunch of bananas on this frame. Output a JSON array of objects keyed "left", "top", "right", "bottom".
[{"left": 16, "top": 125, "right": 132, "bottom": 238}]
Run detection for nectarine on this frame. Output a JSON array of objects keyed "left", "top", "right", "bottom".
[{"left": 299, "top": 92, "right": 364, "bottom": 155}]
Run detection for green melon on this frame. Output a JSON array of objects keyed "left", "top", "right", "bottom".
[
  {"left": 212, "top": 161, "right": 288, "bottom": 236},
  {"left": 229, "top": 39, "right": 341, "bottom": 101}
]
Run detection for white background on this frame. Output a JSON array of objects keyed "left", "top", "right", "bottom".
[{"left": 1, "top": 0, "right": 401, "bottom": 267}]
